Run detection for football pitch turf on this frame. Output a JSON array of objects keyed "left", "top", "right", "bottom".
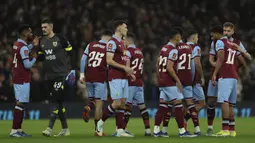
[{"left": 0, "top": 118, "right": 254, "bottom": 143}]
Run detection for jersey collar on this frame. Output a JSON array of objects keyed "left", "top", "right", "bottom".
[
  {"left": 186, "top": 41, "right": 194, "bottom": 45},
  {"left": 167, "top": 42, "right": 175, "bottom": 47},
  {"left": 221, "top": 36, "right": 228, "bottom": 39},
  {"left": 229, "top": 37, "right": 234, "bottom": 41},
  {"left": 99, "top": 40, "right": 107, "bottom": 44},
  {"left": 17, "top": 38, "right": 27, "bottom": 45},
  {"left": 112, "top": 35, "right": 121, "bottom": 42},
  {"left": 128, "top": 44, "right": 136, "bottom": 49}
]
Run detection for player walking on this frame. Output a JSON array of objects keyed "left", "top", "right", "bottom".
[{"left": 80, "top": 30, "right": 112, "bottom": 136}]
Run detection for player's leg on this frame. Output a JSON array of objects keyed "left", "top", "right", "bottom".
[
  {"left": 216, "top": 78, "right": 232, "bottom": 137},
  {"left": 206, "top": 80, "right": 217, "bottom": 136},
  {"left": 153, "top": 87, "right": 170, "bottom": 137},
  {"left": 43, "top": 77, "right": 70, "bottom": 137},
  {"left": 42, "top": 80, "right": 56, "bottom": 137},
  {"left": 170, "top": 86, "right": 196, "bottom": 137},
  {"left": 118, "top": 79, "right": 133, "bottom": 136},
  {"left": 135, "top": 87, "right": 151, "bottom": 136},
  {"left": 10, "top": 83, "right": 31, "bottom": 137},
  {"left": 97, "top": 79, "right": 128, "bottom": 136},
  {"left": 229, "top": 79, "right": 238, "bottom": 137},
  {"left": 183, "top": 86, "right": 200, "bottom": 135},
  {"left": 161, "top": 103, "right": 172, "bottom": 136},
  {"left": 193, "top": 84, "right": 206, "bottom": 112},
  {"left": 83, "top": 82, "right": 95, "bottom": 122},
  {"left": 94, "top": 82, "right": 107, "bottom": 136},
  {"left": 124, "top": 86, "right": 135, "bottom": 128}
]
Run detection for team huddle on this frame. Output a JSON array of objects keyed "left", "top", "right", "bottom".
[
  {"left": 10, "top": 20, "right": 251, "bottom": 138},
  {"left": 79, "top": 21, "right": 251, "bottom": 137}
]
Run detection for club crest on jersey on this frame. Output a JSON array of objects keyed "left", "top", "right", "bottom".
[
  {"left": 24, "top": 50, "right": 29, "bottom": 56},
  {"left": 108, "top": 43, "right": 113, "bottom": 49},
  {"left": 197, "top": 48, "right": 201, "bottom": 55},
  {"left": 123, "top": 50, "right": 126, "bottom": 55},
  {"left": 53, "top": 42, "right": 58, "bottom": 47},
  {"left": 172, "top": 53, "right": 177, "bottom": 60}
]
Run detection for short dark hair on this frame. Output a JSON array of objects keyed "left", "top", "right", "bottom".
[
  {"left": 211, "top": 25, "right": 223, "bottom": 34},
  {"left": 173, "top": 26, "right": 183, "bottom": 36},
  {"left": 186, "top": 30, "right": 198, "bottom": 39},
  {"left": 112, "top": 20, "right": 127, "bottom": 31},
  {"left": 41, "top": 19, "right": 53, "bottom": 24},
  {"left": 223, "top": 22, "right": 235, "bottom": 29},
  {"left": 169, "top": 28, "right": 182, "bottom": 39},
  {"left": 18, "top": 24, "right": 31, "bottom": 35},
  {"left": 127, "top": 33, "right": 136, "bottom": 41},
  {"left": 101, "top": 29, "right": 113, "bottom": 36}
]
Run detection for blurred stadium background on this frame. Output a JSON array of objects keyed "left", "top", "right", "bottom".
[{"left": 0, "top": 0, "right": 255, "bottom": 119}]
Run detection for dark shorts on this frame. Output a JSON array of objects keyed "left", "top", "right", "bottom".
[{"left": 45, "top": 76, "right": 67, "bottom": 102}]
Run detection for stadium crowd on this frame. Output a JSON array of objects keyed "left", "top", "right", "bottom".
[{"left": 0, "top": 0, "right": 255, "bottom": 102}]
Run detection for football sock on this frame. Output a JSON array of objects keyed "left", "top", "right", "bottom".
[
  {"left": 187, "top": 104, "right": 199, "bottom": 127},
  {"left": 12, "top": 105, "right": 24, "bottom": 130},
  {"left": 102, "top": 104, "right": 115, "bottom": 122},
  {"left": 229, "top": 119, "right": 235, "bottom": 131},
  {"left": 154, "top": 103, "right": 168, "bottom": 126},
  {"left": 124, "top": 108, "right": 132, "bottom": 127},
  {"left": 222, "top": 118, "right": 229, "bottom": 131},
  {"left": 116, "top": 108, "right": 125, "bottom": 129},
  {"left": 174, "top": 103, "right": 185, "bottom": 129},
  {"left": 58, "top": 104, "right": 68, "bottom": 129},
  {"left": 140, "top": 108, "right": 150, "bottom": 129},
  {"left": 48, "top": 108, "right": 58, "bottom": 129},
  {"left": 207, "top": 105, "right": 215, "bottom": 127}
]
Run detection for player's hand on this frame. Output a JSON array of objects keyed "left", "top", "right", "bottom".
[
  {"left": 211, "top": 74, "right": 217, "bottom": 86},
  {"left": 80, "top": 73, "right": 85, "bottom": 84},
  {"left": 231, "top": 43, "right": 244, "bottom": 53},
  {"left": 129, "top": 73, "right": 136, "bottom": 82},
  {"left": 32, "top": 36, "right": 40, "bottom": 47},
  {"left": 200, "top": 77, "right": 205, "bottom": 86},
  {"left": 176, "top": 81, "right": 183, "bottom": 93},
  {"left": 124, "top": 66, "right": 134, "bottom": 75},
  {"left": 30, "top": 51, "right": 37, "bottom": 58}
]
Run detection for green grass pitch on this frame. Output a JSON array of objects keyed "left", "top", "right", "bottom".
[{"left": 0, "top": 118, "right": 254, "bottom": 143}]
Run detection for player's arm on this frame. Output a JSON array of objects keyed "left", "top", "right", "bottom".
[
  {"left": 126, "top": 50, "right": 131, "bottom": 67},
  {"left": 193, "top": 46, "right": 204, "bottom": 85},
  {"left": 59, "top": 35, "right": 73, "bottom": 69},
  {"left": 79, "top": 45, "right": 89, "bottom": 83},
  {"left": 20, "top": 46, "right": 36, "bottom": 69},
  {"left": 106, "top": 41, "right": 133, "bottom": 74},
  {"left": 238, "top": 42, "right": 251, "bottom": 60},
  {"left": 209, "top": 55, "right": 216, "bottom": 67},
  {"left": 209, "top": 44, "right": 216, "bottom": 67},
  {"left": 166, "top": 49, "right": 182, "bottom": 92},
  {"left": 36, "top": 40, "right": 45, "bottom": 61},
  {"left": 213, "top": 40, "right": 224, "bottom": 77},
  {"left": 237, "top": 55, "right": 247, "bottom": 68}
]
